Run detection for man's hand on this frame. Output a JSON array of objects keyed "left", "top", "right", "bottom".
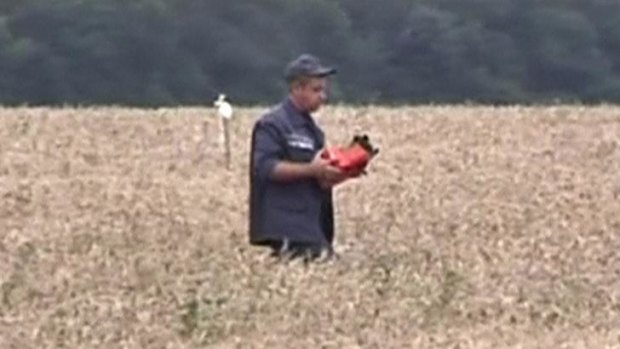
[
  {"left": 269, "top": 149, "right": 352, "bottom": 187},
  {"left": 310, "top": 151, "right": 349, "bottom": 189}
]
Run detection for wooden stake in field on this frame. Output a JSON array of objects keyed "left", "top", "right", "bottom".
[{"left": 214, "top": 94, "right": 233, "bottom": 169}]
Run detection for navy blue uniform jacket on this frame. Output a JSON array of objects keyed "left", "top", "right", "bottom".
[{"left": 249, "top": 98, "right": 334, "bottom": 247}]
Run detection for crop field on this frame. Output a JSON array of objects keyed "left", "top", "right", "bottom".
[{"left": 1, "top": 105, "right": 619, "bottom": 348}]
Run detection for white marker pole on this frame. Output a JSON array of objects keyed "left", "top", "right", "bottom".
[
  {"left": 222, "top": 115, "right": 231, "bottom": 169},
  {"left": 214, "top": 94, "right": 233, "bottom": 169}
]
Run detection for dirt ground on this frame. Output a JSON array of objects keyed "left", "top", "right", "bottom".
[{"left": 1, "top": 105, "right": 619, "bottom": 348}]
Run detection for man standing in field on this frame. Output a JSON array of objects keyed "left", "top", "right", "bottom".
[{"left": 248, "top": 54, "right": 352, "bottom": 261}]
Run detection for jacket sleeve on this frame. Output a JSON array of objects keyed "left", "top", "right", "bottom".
[{"left": 252, "top": 120, "right": 284, "bottom": 182}]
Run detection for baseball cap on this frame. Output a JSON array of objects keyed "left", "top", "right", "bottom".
[{"left": 284, "top": 54, "right": 337, "bottom": 82}]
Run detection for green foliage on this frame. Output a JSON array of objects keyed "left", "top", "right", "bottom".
[{"left": 1, "top": 0, "right": 620, "bottom": 105}]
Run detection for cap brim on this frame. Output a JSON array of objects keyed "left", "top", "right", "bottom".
[
  {"left": 284, "top": 67, "right": 337, "bottom": 82},
  {"left": 313, "top": 67, "right": 337, "bottom": 77}
]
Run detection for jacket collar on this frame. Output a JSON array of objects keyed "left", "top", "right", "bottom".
[{"left": 283, "top": 97, "right": 313, "bottom": 126}]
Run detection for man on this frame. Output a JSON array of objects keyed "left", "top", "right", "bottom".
[{"left": 248, "top": 54, "right": 353, "bottom": 261}]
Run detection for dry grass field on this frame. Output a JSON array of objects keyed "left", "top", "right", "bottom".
[{"left": 1, "top": 104, "right": 620, "bottom": 348}]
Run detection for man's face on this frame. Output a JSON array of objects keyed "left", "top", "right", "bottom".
[{"left": 291, "top": 77, "right": 328, "bottom": 113}]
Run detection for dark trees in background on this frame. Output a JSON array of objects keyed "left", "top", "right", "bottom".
[{"left": 1, "top": 0, "right": 620, "bottom": 106}]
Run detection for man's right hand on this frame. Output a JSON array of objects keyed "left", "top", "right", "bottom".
[
  {"left": 310, "top": 151, "right": 348, "bottom": 188},
  {"left": 269, "top": 150, "right": 347, "bottom": 185}
]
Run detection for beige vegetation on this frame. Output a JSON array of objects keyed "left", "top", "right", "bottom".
[{"left": 1, "top": 105, "right": 619, "bottom": 348}]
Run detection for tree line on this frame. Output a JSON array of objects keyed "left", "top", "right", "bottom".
[{"left": 1, "top": 0, "right": 619, "bottom": 106}]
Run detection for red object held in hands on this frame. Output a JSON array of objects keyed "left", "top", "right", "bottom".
[{"left": 320, "top": 134, "right": 379, "bottom": 175}]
